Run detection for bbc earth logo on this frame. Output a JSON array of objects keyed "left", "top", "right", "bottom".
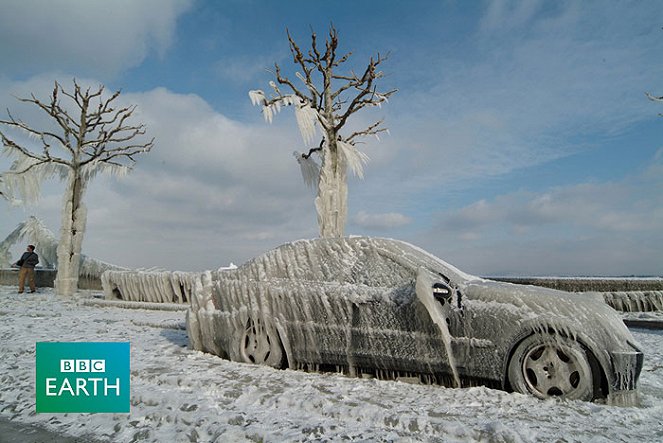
[{"left": 36, "top": 342, "right": 130, "bottom": 413}]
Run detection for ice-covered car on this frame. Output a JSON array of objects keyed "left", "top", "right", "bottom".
[{"left": 187, "top": 237, "right": 643, "bottom": 403}]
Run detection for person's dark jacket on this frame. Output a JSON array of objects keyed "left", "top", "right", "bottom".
[{"left": 17, "top": 251, "right": 39, "bottom": 269}]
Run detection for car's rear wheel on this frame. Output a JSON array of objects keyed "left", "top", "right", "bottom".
[
  {"left": 508, "top": 334, "right": 594, "bottom": 401},
  {"left": 239, "top": 317, "right": 285, "bottom": 368}
]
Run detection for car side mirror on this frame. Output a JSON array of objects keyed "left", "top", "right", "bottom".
[{"left": 432, "top": 282, "right": 453, "bottom": 306}]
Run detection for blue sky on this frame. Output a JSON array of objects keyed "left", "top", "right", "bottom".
[{"left": 1, "top": 0, "right": 662, "bottom": 276}]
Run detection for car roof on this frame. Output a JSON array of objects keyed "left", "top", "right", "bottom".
[{"left": 233, "top": 236, "right": 477, "bottom": 286}]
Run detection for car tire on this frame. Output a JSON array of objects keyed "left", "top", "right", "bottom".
[
  {"left": 239, "top": 317, "right": 285, "bottom": 368},
  {"left": 508, "top": 333, "right": 594, "bottom": 401}
]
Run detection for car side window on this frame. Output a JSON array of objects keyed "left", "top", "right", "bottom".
[{"left": 349, "top": 249, "right": 414, "bottom": 287}]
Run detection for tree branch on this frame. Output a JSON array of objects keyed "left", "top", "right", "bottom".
[
  {"left": 346, "top": 120, "right": 389, "bottom": 143},
  {"left": 301, "top": 138, "right": 325, "bottom": 159},
  {"left": 1, "top": 79, "right": 153, "bottom": 180}
]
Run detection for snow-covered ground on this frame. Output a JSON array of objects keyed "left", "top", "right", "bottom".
[{"left": 1, "top": 286, "right": 663, "bottom": 442}]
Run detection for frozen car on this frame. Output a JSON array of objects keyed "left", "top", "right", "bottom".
[{"left": 187, "top": 237, "right": 643, "bottom": 402}]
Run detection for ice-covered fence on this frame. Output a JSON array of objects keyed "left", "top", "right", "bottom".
[
  {"left": 101, "top": 270, "right": 199, "bottom": 304},
  {"left": 491, "top": 277, "right": 663, "bottom": 293},
  {"left": 492, "top": 277, "right": 663, "bottom": 312},
  {"left": 601, "top": 291, "right": 663, "bottom": 313}
]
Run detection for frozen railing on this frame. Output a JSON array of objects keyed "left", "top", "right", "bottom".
[
  {"left": 101, "top": 270, "right": 200, "bottom": 304},
  {"left": 490, "top": 277, "right": 663, "bottom": 293},
  {"left": 491, "top": 277, "right": 663, "bottom": 312},
  {"left": 600, "top": 291, "right": 663, "bottom": 313}
]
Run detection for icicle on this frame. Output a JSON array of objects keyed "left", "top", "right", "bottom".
[
  {"left": 415, "top": 267, "right": 461, "bottom": 388},
  {"left": 262, "top": 106, "right": 273, "bottom": 124},
  {"left": 293, "top": 99, "right": 318, "bottom": 145},
  {"left": 101, "top": 269, "right": 199, "bottom": 304},
  {"left": 602, "top": 291, "right": 663, "bottom": 312},
  {"left": 337, "top": 140, "right": 369, "bottom": 179},
  {"left": 80, "top": 160, "right": 129, "bottom": 181},
  {"left": 248, "top": 90, "right": 266, "bottom": 106},
  {"left": 293, "top": 151, "right": 320, "bottom": 188},
  {"left": 1, "top": 157, "right": 68, "bottom": 204}
]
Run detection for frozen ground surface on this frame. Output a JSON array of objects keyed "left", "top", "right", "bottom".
[{"left": 1, "top": 286, "right": 663, "bottom": 443}]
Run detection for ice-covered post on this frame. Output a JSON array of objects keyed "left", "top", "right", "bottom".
[
  {"left": 249, "top": 26, "right": 396, "bottom": 238},
  {"left": 0, "top": 79, "right": 153, "bottom": 296}
]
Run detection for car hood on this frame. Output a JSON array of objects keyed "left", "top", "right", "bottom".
[{"left": 461, "top": 279, "right": 638, "bottom": 351}]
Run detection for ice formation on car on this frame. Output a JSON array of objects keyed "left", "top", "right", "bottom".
[{"left": 186, "top": 236, "right": 644, "bottom": 402}]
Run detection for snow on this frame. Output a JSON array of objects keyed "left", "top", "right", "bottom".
[{"left": 2, "top": 285, "right": 663, "bottom": 442}]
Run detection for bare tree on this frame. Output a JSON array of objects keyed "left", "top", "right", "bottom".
[
  {"left": 250, "top": 26, "right": 396, "bottom": 238},
  {"left": 0, "top": 79, "right": 153, "bottom": 295}
]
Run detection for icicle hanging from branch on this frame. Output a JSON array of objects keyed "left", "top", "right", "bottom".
[
  {"left": 80, "top": 160, "right": 130, "bottom": 182},
  {"left": 1, "top": 156, "right": 68, "bottom": 204},
  {"left": 249, "top": 90, "right": 321, "bottom": 146},
  {"left": 337, "top": 140, "right": 369, "bottom": 179},
  {"left": 293, "top": 100, "right": 319, "bottom": 146},
  {"left": 248, "top": 90, "right": 266, "bottom": 106},
  {"left": 293, "top": 151, "right": 320, "bottom": 188}
]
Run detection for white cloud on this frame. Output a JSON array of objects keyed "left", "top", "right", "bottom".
[
  {"left": 386, "top": 1, "right": 663, "bottom": 195},
  {"left": 425, "top": 154, "right": 663, "bottom": 276},
  {"left": 2, "top": 3, "right": 662, "bottom": 277},
  {"left": 0, "top": 0, "right": 193, "bottom": 77}
]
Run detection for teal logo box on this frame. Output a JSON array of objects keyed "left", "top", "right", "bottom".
[{"left": 36, "top": 342, "right": 130, "bottom": 413}]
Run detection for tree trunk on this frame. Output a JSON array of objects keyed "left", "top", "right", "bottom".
[
  {"left": 315, "top": 138, "right": 347, "bottom": 238},
  {"left": 54, "top": 169, "right": 87, "bottom": 296}
]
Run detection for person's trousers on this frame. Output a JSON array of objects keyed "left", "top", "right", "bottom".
[{"left": 18, "top": 267, "right": 36, "bottom": 293}]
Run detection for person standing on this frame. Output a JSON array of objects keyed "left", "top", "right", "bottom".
[{"left": 14, "top": 245, "right": 39, "bottom": 294}]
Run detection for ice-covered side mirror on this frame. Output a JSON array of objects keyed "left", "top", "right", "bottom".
[
  {"left": 432, "top": 282, "right": 453, "bottom": 306},
  {"left": 415, "top": 267, "right": 462, "bottom": 387},
  {"left": 416, "top": 268, "right": 456, "bottom": 312}
]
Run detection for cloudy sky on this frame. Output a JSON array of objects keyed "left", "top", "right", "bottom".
[{"left": 1, "top": 0, "right": 662, "bottom": 276}]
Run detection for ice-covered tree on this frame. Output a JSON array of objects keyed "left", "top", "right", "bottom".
[
  {"left": 249, "top": 26, "right": 396, "bottom": 238},
  {"left": 0, "top": 79, "right": 153, "bottom": 295}
]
